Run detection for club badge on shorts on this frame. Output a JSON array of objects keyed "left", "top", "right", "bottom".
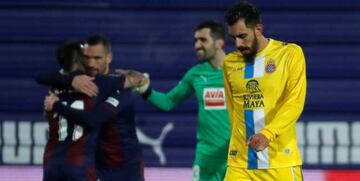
[{"left": 265, "top": 59, "right": 276, "bottom": 74}]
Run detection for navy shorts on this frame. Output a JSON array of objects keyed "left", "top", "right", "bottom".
[
  {"left": 43, "top": 164, "right": 97, "bottom": 181},
  {"left": 97, "top": 161, "right": 144, "bottom": 181}
]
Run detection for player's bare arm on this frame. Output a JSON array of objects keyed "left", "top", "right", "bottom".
[{"left": 72, "top": 69, "right": 148, "bottom": 97}]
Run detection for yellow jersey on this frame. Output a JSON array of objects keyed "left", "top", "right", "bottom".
[{"left": 223, "top": 39, "right": 306, "bottom": 169}]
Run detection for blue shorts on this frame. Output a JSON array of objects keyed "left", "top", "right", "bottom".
[
  {"left": 43, "top": 164, "right": 65, "bottom": 181},
  {"left": 43, "top": 164, "right": 97, "bottom": 181},
  {"left": 97, "top": 161, "right": 144, "bottom": 181}
]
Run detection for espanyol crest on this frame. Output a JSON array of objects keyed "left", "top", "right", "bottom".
[{"left": 265, "top": 59, "right": 276, "bottom": 74}]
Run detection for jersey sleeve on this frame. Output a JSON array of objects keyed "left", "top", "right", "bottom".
[
  {"left": 35, "top": 71, "right": 79, "bottom": 89},
  {"left": 53, "top": 90, "right": 131, "bottom": 129},
  {"left": 146, "top": 70, "right": 194, "bottom": 111},
  {"left": 223, "top": 57, "right": 235, "bottom": 132},
  {"left": 36, "top": 71, "right": 125, "bottom": 92},
  {"left": 260, "top": 46, "right": 307, "bottom": 141},
  {"left": 94, "top": 75, "right": 126, "bottom": 100}
]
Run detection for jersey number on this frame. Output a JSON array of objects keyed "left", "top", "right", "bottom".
[{"left": 58, "top": 100, "right": 84, "bottom": 141}]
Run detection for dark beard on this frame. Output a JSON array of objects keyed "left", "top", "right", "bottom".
[{"left": 243, "top": 37, "right": 258, "bottom": 63}]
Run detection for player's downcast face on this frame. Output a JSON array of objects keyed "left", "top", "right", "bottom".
[
  {"left": 194, "top": 28, "right": 217, "bottom": 61},
  {"left": 83, "top": 44, "right": 111, "bottom": 76},
  {"left": 228, "top": 20, "right": 259, "bottom": 61}
]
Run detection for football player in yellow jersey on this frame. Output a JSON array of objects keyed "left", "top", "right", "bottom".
[{"left": 223, "top": 2, "right": 306, "bottom": 181}]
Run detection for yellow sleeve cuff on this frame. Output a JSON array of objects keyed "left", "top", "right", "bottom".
[{"left": 260, "top": 128, "right": 275, "bottom": 141}]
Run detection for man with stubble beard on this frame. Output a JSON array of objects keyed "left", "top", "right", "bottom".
[
  {"left": 137, "top": 20, "right": 230, "bottom": 181},
  {"left": 223, "top": 2, "right": 307, "bottom": 181}
]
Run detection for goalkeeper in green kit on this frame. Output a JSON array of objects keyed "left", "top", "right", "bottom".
[{"left": 137, "top": 20, "right": 230, "bottom": 181}]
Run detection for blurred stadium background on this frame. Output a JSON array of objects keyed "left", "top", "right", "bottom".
[{"left": 0, "top": 0, "right": 359, "bottom": 180}]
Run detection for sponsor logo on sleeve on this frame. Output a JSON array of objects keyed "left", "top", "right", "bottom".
[{"left": 106, "top": 97, "right": 119, "bottom": 107}]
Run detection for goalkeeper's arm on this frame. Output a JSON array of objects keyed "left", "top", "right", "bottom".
[{"left": 134, "top": 73, "right": 193, "bottom": 111}]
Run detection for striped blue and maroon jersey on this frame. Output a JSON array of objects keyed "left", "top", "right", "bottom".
[
  {"left": 101, "top": 71, "right": 143, "bottom": 168},
  {"left": 43, "top": 75, "right": 125, "bottom": 168},
  {"left": 50, "top": 89, "right": 143, "bottom": 169},
  {"left": 44, "top": 92, "right": 97, "bottom": 167},
  {"left": 96, "top": 91, "right": 143, "bottom": 168},
  {"left": 40, "top": 72, "right": 143, "bottom": 169}
]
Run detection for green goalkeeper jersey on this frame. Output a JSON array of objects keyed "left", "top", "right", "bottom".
[{"left": 147, "top": 61, "right": 230, "bottom": 158}]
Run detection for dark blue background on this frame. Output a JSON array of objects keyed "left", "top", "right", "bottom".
[{"left": 0, "top": 0, "right": 359, "bottom": 168}]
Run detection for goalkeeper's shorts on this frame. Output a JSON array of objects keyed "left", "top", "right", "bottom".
[{"left": 192, "top": 153, "right": 227, "bottom": 181}]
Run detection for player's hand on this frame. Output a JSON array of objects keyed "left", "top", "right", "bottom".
[
  {"left": 44, "top": 91, "right": 59, "bottom": 111},
  {"left": 114, "top": 68, "right": 129, "bottom": 75},
  {"left": 135, "top": 73, "right": 150, "bottom": 93},
  {"left": 120, "top": 70, "right": 148, "bottom": 88},
  {"left": 247, "top": 133, "right": 270, "bottom": 151},
  {"left": 72, "top": 75, "right": 98, "bottom": 97}
]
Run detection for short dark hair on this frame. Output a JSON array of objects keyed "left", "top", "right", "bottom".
[
  {"left": 225, "top": 1, "right": 262, "bottom": 27},
  {"left": 56, "top": 41, "right": 83, "bottom": 72},
  {"left": 195, "top": 20, "right": 225, "bottom": 40},
  {"left": 86, "top": 34, "right": 112, "bottom": 53}
]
